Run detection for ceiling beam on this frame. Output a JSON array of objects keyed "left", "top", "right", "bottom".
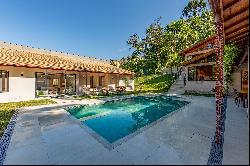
[
  {"left": 226, "top": 30, "right": 248, "bottom": 40},
  {"left": 237, "top": 42, "right": 248, "bottom": 48},
  {"left": 227, "top": 33, "right": 248, "bottom": 43},
  {"left": 224, "top": 7, "right": 249, "bottom": 22},
  {"left": 223, "top": 0, "right": 241, "bottom": 10},
  {"left": 224, "top": 15, "right": 249, "bottom": 29},
  {"left": 225, "top": 23, "right": 249, "bottom": 35},
  {"left": 235, "top": 37, "right": 248, "bottom": 44}
]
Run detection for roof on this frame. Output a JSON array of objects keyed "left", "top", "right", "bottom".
[
  {"left": 180, "top": 35, "right": 216, "bottom": 55},
  {"left": 182, "top": 49, "right": 215, "bottom": 66},
  {"left": 209, "top": 0, "right": 249, "bottom": 50},
  {"left": 184, "top": 48, "right": 214, "bottom": 57},
  {"left": 0, "top": 41, "right": 133, "bottom": 75}
]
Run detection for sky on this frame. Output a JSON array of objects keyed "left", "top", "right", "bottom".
[{"left": 0, "top": 0, "right": 189, "bottom": 60}]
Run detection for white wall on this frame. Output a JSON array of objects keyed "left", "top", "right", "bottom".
[
  {"left": 228, "top": 62, "right": 248, "bottom": 95},
  {"left": 184, "top": 81, "right": 216, "bottom": 93},
  {"left": 0, "top": 66, "right": 36, "bottom": 102}
]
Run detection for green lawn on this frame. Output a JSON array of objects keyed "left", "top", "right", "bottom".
[
  {"left": 134, "top": 74, "right": 175, "bottom": 93},
  {"left": 0, "top": 99, "right": 56, "bottom": 137}
]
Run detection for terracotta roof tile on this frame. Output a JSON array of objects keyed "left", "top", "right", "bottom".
[{"left": 0, "top": 42, "right": 133, "bottom": 75}]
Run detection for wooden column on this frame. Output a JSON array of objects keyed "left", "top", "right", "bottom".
[
  {"left": 45, "top": 69, "right": 48, "bottom": 95},
  {"left": 104, "top": 72, "right": 109, "bottom": 88},
  {"left": 64, "top": 70, "right": 66, "bottom": 95},
  {"left": 85, "top": 71, "right": 88, "bottom": 87},
  {"left": 214, "top": 11, "right": 225, "bottom": 145}
]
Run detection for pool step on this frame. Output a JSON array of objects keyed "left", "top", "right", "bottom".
[{"left": 79, "top": 111, "right": 111, "bottom": 121}]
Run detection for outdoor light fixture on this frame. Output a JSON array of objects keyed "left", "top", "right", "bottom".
[{"left": 21, "top": 72, "right": 23, "bottom": 76}]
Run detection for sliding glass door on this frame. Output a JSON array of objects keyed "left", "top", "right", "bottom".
[{"left": 65, "top": 74, "right": 76, "bottom": 95}]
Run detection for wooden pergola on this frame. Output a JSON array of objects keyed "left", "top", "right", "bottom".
[
  {"left": 208, "top": 0, "right": 249, "bottom": 144},
  {"left": 209, "top": 0, "right": 249, "bottom": 50}
]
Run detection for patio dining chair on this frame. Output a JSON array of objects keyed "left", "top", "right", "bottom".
[
  {"left": 128, "top": 85, "right": 133, "bottom": 91},
  {"left": 233, "top": 88, "right": 241, "bottom": 107}
]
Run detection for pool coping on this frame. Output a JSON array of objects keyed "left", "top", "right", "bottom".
[{"left": 64, "top": 94, "right": 190, "bottom": 151}]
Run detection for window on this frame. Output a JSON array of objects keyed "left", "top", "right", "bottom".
[
  {"left": 0, "top": 70, "right": 9, "bottom": 92},
  {"left": 90, "top": 76, "right": 94, "bottom": 88},
  {"left": 207, "top": 43, "right": 213, "bottom": 49},
  {"left": 35, "top": 72, "right": 46, "bottom": 90},
  {"left": 241, "top": 70, "right": 248, "bottom": 90},
  {"left": 99, "top": 76, "right": 105, "bottom": 86},
  {"left": 65, "top": 74, "right": 76, "bottom": 94},
  {"left": 196, "top": 65, "right": 214, "bottom": 81},
  {"left": 188, "top": 67, "right": 196, "bottom": 81},
  {"left": 188, "top": 65, "right": 216, "bottom": 81},
  {"left": 207, "top": 54, "right": 215, "bottom": 62},
  {"left": 187, "top": 56, "right": 192, "bottom": 60},
  {"left": 52, "top": 79, "right": 59, "bottom": 86}
]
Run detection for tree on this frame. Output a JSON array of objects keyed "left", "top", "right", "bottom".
[
  {"left": 120, "top": 0, "right": 215, "bottom": 75},
  {"left": 223, "top": 43, "right": 239, "bottom": 89},
  {"left": 126, "top": 17, "right": 166, "bottom": 74},
  {"left": 182, "top": 0, "right": 207, "bottom": 18},
  {"left": 164, "top": 53, "right": 183, "bottom": 73}
]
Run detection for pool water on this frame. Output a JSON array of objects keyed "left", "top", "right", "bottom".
[{"left": 67, "top": 95, "right": 189, "bottom": 143}]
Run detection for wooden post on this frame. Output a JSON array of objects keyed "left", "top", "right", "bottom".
[
  {"left": 45, "top": 69, "right": 48, "bottom": 95},
  {"left": 85, "top": 71, "right": 88, "bottom": 87},
  {"left": 64, "top": 71, "right": 66, "bottom": 95},
  {"left": 214, "top": 12, "right": 225, "bottom": 145}
]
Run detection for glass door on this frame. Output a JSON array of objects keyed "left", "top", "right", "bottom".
[
  {"left": 99, "top": 76, "right": 105, "bottom": 86},
  {"left": 65, "top": 74, "right": 76, "bottom": 95}
]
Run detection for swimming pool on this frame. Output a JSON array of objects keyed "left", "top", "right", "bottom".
[{"left": 66, "top": 95, "right": 189, "bottom": 144}]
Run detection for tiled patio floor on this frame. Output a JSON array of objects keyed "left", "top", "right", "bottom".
[{"left": 3, "top": 95, "right": 249, "bottom": 165}]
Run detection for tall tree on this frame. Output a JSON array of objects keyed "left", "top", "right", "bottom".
[
  {"left": 182, "top": 0, "right": 207, "bottom": 18},
  {"left": 121, "top": 0, "right": 215, "bottom": 75}
]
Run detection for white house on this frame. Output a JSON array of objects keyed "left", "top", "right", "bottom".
[{"left": 0, "top": 42, "right": 134, "bottom": 102}]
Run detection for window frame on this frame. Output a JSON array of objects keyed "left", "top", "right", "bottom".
[
  {"left": 188, "top": 65, "right": 216, "bottom": 81},
  {"left": 0, "top": 70, "right": 9, "bottom": 92}
]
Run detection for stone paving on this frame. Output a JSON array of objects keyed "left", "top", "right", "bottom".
[{"left": 3, "top": 95, "right": 249, "bottom": 165}]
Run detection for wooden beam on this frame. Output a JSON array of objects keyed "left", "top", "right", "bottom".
[
  {"left": 224, "top": 15, "right": 249, "bottom": 29},
  {"left": 235, "top": 36, "right": 249, "bottom": 44},
  {"left": 227, "top": 35, "right": 248, "bottom": 44},
  {"left": 223, "top": 0, "right": 241, "bottom": 10},
  {"left": 224, "top": 7, "right": 249, "bottom": 22},
  {"left": 238, "top": 47, "right": 248, "bottom": 67},
  {"left": 236, "top": 41, "right": 248, "bottom": 48},
  {"left": 227, "top": 33, "right": 248, "bottom": 42},
  {"left": 226, "top": 28, "right": 249, "bottom": 41},
  {"left": 226, "top": 30, "right": 248, "bottom": 41},
  {"left": 225, "top": 23, "right": 249, "bottom": 36}
]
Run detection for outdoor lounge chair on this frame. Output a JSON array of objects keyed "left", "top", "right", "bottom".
[
  {"left": 116, "top": 86, "right": 126, "bottom": 93},
  {"left": 82, "top": 86, "right": 91, "bottom": 95},
  {"left": 108, "top": 86, "right": 115, "bottom": 92},
  {"left": 128, "top": 85, "right": 133, "bottom": 91}
]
